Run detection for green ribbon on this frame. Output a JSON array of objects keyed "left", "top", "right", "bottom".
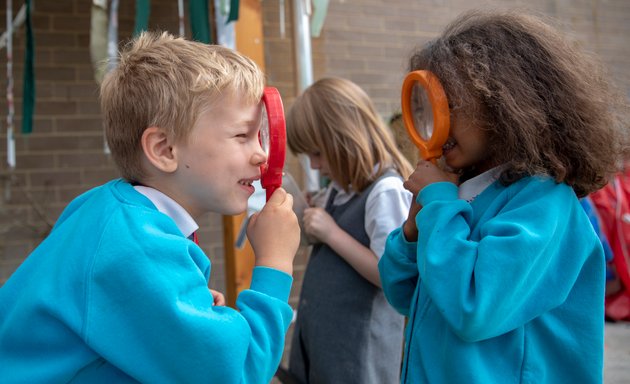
[
  {"left": 189, "top": 0, "right": 213, "bottom": 43},
  {"left": 311, "top": 0, "right": 329, "bottom": 37},
  {"left": 133, "top": 0, "right": 151, "bottom": 36},
  {"left": 22, "top": 0, "right": 35, "bottom": 134},
  {"left": 227, "top": 0, "right": 239, "bottom": 23}
]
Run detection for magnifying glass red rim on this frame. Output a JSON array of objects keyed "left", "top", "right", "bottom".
[
  {"left": 401, "top": 70, "right": 450, "bottom": 162},
  {"left": 260, "top": 87, "right": 286, "bottom": 201}
]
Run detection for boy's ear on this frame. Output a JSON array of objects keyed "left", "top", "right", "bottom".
[{"left": 141, "top": 126, "right": 178, "bottom": 173}]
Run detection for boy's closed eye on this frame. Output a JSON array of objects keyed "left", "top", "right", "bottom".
[{"left": 233, "top": 127, "right": 260, "bottom": 140}]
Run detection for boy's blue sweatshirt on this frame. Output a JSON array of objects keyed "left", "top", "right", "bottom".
[
  {"left": 379, "top": 176, "right": 605, "bottom": 383},
  {"left": 0, "top": 179, "right": 293, "bottom": 383}
]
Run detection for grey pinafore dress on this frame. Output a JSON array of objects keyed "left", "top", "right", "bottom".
[{"left": 288, "top": 172, "right": 405, "bottom": 384}]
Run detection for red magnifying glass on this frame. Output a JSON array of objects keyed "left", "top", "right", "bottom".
[
  {"left": 401, "top": 70, "right": 450, "bottom": 163},
  {"left": 260, "top": 87, "right": 287, "bottom": 201}
]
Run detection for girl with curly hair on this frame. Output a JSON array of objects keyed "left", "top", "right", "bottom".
[{"left": 379, "top": 9, "right": 630, "bottom": 383}]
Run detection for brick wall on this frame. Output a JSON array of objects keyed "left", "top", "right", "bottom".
[{"left": 0, "top": 0, "right": 628, "bottom": 373}]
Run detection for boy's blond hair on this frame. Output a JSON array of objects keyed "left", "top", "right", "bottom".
[
  {"left": 100, "top": 31, "right": 265, "bottom": 182},
  {"left": 287, "top": 77, "right": 413, "bottom": 193}
]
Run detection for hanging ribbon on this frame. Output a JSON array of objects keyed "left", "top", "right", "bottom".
[
  {"left": 279, "top": 0, "right": 285, "bottom": 39},
  {"left": 6, "top": 0, "right": 15, "bottom": 167},
  {"left": 21, "top": 0, "right": 35, "bottom": 134},
  {"left": 226, "top": 0, "right": 239, "bottom": 23},
  {"left": 103, "top": 0, "right": 119, "bottom": 154},
  {"left": 214, "top": 0, "right": 235, "bottom": 48},
  {"left": 89, "top": 0, "right": 108, "bottom": 84},
  {"left": 0, "top": 4, "right": 26, "bottom": 50},
  {"left": 177, "top": 0, "right": 185, "bottom": 37},
  {"left": 107, "top": 0, "right": 119, "bottom": 73},
  {"left": 310, "top": 0, "right": 329, "bottom": 37},
  {"left": 189, "top": 0, "right": 212, "bottom": 43},
  {"left": 133, "top": 0, "right": 150, "bottom": 36}
]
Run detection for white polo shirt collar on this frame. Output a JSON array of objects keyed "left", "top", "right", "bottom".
[
  {"left": 458, "top": 165, "right": 506, "bottom": 203},
  {"left": 133, "top": 185, "right": 199, "bottom": 239}
]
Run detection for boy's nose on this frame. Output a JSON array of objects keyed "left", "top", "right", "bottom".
[{"left": 252, "top": 143, "right": 268, "bottom": 166}]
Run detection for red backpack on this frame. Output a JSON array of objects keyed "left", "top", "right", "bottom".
[{"left": 589, "top": 169, "right": 630, "bottom": 321}]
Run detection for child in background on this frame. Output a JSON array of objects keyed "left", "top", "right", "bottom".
[
  {"left": 0, "top": 32, "right": 300, "bottom": 383},
  {"left": 286, "top": 77, "right": 413, "bottom": 383},
  {"left": 589, "top": 167, "right": 630, "bottom": 321},
  {"left": 379, "top": 10, "right": 629, "bottom": 383}
]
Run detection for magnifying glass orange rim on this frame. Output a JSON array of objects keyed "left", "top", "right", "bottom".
[{"left": 401, "top": 70, "right": 450, "bottom": 161}]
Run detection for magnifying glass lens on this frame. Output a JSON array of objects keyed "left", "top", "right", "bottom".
[
  {"left": 260, "top": 107, "right": 270, "bottom": 157},
  {"left": 411, "top": 81, "right": 434, "bottom": 141}
]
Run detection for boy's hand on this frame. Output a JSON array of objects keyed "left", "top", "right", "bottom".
[
  {"left": 302, "top": 207, "right": 337, "bottom": 244},
  {"left": 210, "top": 289, "right": 226, "bottom": 306},
  {"left": 247, "top": 188, "right": 300, "bottom": 275}
]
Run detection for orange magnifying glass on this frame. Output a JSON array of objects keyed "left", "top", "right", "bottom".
[
  {"left": 401, "top": 70, "right": 450, "bottom": 162},
  {"left": 259, "top": 87, "right": 287, "bottom": 201}
]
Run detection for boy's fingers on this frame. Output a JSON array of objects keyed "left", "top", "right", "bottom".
[
  {"left": 267, "top": 187, "right": 294, "bottom": 209},
  {"left": 266, "top": 187, "right": 288, "bottom": 204},
  {"left": 247, "top": 212, "right": 259, "bottom": 228},
  {"left": 283, "top": 192, "right": 294, "bottom": 209}
]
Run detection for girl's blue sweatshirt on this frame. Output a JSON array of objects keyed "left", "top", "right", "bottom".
[{"left": 379, "top": 176, "right": 605, "bottom": 383}]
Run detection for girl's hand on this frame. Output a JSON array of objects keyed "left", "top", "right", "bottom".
[
  {"left": 210, "top": 289, "right": 226, "bottom": 306},
  {"left": 403, "top": 201, "right": 422, "bottom": 242},
  {"left": 402, "top": 160, "right": 459, "bottom": 241},
  {"left": 403, "top": 159, "right": 457, "bottom": 196},
  {"left": 302, "top": 207, "right": 338, "bottom": 244},
  {"left": 306, "top": 188, "right": 328, "bottom": 208}
]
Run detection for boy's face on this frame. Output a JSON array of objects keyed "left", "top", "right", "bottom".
[{"left": 171, "top": 95, "right": 267, "bottom": 217}]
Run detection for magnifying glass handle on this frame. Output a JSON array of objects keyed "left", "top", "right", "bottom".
[
  {"left": 266, "top": 186, "right": 277, "bottom": 201},
  {"left": 263, "top": 168, "right": 283, "bottom": 201}
]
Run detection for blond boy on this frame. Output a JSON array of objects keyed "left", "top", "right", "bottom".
[{"left": 0, "top": 32, "right": 299, "bottom": 383}]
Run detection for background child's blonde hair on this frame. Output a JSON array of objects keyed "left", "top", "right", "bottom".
[
  {"left": 287, "top": 77, "right": 413, "bottom": 193},
  {"left": 100, "top": 31, "right": 265, "bottom": 182},
  {"left": 409, "top": 10, "right": 630, "bottom": 197}
]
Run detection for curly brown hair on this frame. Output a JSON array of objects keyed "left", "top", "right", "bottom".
[{"left": 409, "top": 10, "right": 630, "bottom": 197}]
